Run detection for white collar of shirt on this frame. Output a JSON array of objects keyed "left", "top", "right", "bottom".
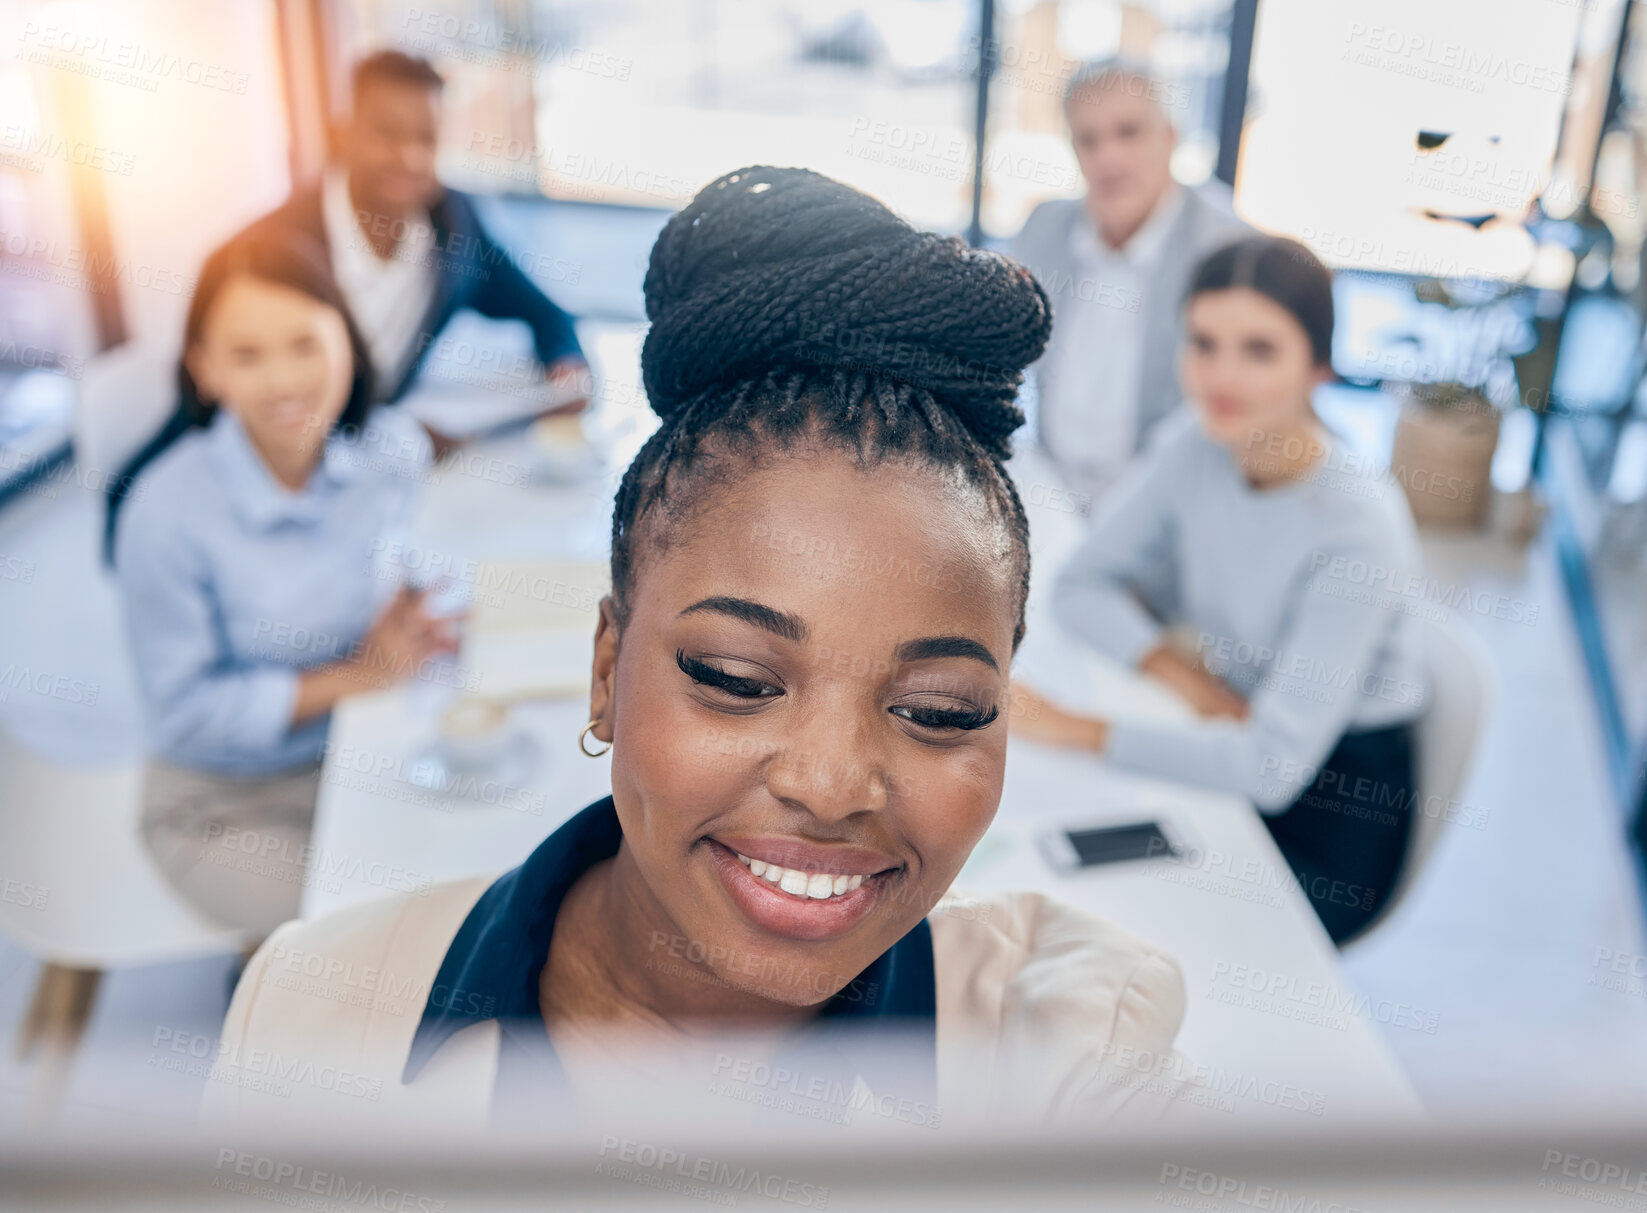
[
  {"left": 1069, "top": 183, "right": 1186, "bottom": 266},
  {"left": 206, "top": 409, "right": 365, "bottom": 532},
  {"left": 1036, "top": 186, "right": 1189, "bottom": 491},
  {"left": 320, "top": 166, "right": 437, "bottom": 389},
  {"left": 321, "top": 165, "right": 438, "bottom": 267}
]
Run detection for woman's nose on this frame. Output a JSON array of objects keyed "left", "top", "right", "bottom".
[
  {"left": 1199, "top": 356, "right": 1241, "bottom": 393},
  {"left": 261, "top": 355, "right": 306, "bottom": 399},
  {"left": 763, "top": 706, "right": 890, "bottom": 823}
]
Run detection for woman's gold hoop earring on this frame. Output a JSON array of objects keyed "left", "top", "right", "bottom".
[{"left": 578, "top": 720, "right": 611, "bottom": 758}]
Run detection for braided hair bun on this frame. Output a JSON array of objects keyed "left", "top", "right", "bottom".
[{"left": 641, "top": 166, "right": 1051, "bottom": 461}]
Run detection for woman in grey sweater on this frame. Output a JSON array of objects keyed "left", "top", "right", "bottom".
[{"left": 1016, "top": 236, "right": 1428, "bottom": 943}]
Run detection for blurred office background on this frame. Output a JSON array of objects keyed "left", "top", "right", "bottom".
[{"left": 4, "top": 0, "right": 1647, "bottom": 1139}]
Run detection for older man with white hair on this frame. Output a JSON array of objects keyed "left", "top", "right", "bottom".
[{"left": 1012, "top": 56, "right": 1254, "bottom": 504}]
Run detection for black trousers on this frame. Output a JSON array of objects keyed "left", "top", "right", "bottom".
[{"left": 1260, "top": 724, "right": 1416, "bottom": 945}]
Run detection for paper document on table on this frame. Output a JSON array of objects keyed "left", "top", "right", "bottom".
[
  {"left": 465, "top": 629, "right": 596, "bottom": 698},
  {"left": 466, "top": 560, "right": 609, "bottom": 634},
  {"left": 463, "top": 560, "right": 609, "bottom": 697},
  {"left": 396, "top": 314, "right": 586, "bottom": 438}
]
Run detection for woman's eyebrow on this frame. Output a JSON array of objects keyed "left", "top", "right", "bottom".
[
  {"left": 678, "top": 596, "right": 808, "bottom": 643},
  {"left": 895, "top": 635, "right": 999, "bottom": 672}
]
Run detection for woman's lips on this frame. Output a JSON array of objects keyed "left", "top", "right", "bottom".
[
  {"left": 704, "top": 839, "right": 898, "bottom": 943},
  {"left": 264, "top": 401, "right": 317, "bottom": 430},
  {"left": 713, "top": 836, "right": 898, "bottom": 879}
]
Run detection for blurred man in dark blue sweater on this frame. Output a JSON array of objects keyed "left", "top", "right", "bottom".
[{"left": 248, "top": 50, "right": 586, "bottom": 440}]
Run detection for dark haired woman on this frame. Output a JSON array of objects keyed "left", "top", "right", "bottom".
[
  {"left": 1016, "top": 236, "right": 1429, "bottom": 944},
  {"left": 111, "top": 227, "right": 459, "bottom": 935},
  {"left": 204, "top": 167, "right": 1191, "bottom": 1131}
]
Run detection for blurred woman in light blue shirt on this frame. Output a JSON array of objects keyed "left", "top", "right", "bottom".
[{"left": 109, "top": 227, "right": 458, "bottom": 934}]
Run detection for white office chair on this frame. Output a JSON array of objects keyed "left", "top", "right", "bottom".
[
  {"left": 0, "top": 727, "right": 249, "bottom": 1113},
  {"left": 1342, "top": 613, "right": 1492, "bottom": 946},
  {"left": 70, "top": 338, "right": 180, "bottom": 489}
]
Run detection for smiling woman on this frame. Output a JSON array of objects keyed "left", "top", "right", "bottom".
[
  {"left": 107, "top": 228, "right": 458, "bottom": 938},
  {"left": 206, "top": 166, "right": 1194, "bottom": 1135}
]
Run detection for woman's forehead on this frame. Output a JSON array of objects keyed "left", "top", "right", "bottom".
[
  {"left": 1189, "top": 287, "right": 1297, "bottom": 331},
  {"left": 205, "top": 275, "right": 336, "bottom": 336},
  {"left": 638, "top": 455, "right": 1017, "bottom": 647},
  {"left": 693, "top": 453, "right": 1003, "bottom": 564}
]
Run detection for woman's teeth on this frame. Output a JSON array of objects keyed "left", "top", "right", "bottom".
[{"left": 736, "top": 853, "right": 866, "bottom": 900}]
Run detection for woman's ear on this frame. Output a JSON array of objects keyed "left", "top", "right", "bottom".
[
  {"left": 1312, "top": 361, "right": 1337, "bottom": 388},
  {"left": 586, "top": 595, "right": 620, "bottom": 743}
]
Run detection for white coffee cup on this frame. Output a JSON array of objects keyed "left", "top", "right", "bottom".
[
  {"left": 439, "top": 698, "right": 513, "bottom": 769},
  {"left": 528, "top": 413, "right": 599, "bottom": 482}
]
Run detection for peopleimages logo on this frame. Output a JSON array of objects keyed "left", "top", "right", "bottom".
[
  {"left": 17, "top": 23, "right": 252, "bottom": 93},
  {"left": 709, "top": 1052, "right": 942, "bottom": 1128},
  {"left": 1099, "top": 1046, "right": 1326, "bottom": 1116},
  {"left": 200, "top": 826, "right": 433, "bottom": 898},
  {"left": 213, "top": 1149, "right": 448, "bottom": 1211},
  {"left": 0, "top": 878, "right": 48, "bottom": 911},
  {"left": 0, "top": 230, "right": 194, "bottom": 295},
  {"left": 1308, "top": 552, "right": 1540, "bottom": 625},
  {"left": 1208, "top": 961, "right": 1442, "bottom": 1034},
  {"left": 748, "top": 519, "right": 969, "bottom": 593},
  {"left": 1341, "top": 22, "right": 1570, "bottom": 95},
  {"left": 399, "top": 8, "right": 633, "bottom": 79},
  {"left": 1539, "top": 1149, "right": 1647, "bottom": 1200},
  {"left": 1195, "top": 632, "right": 1426, "bottom": 710},
  {"left": 596, "top": 1137, "right": 829, "bottom": 1209},
  {"left": 0, "top": 124, "right": 136, "bottom": 176},
  {"left": 1258, "top": 752, "right": 1492, "bottom": 831},
  {"left": 1158, "top": 1163, "right": 1366, "bottom": 1211},
  {"left": 151, "top": 1028, "right": 383, "bottom": 1101},
  {"left": 646, "top": 930, "right": 879, "bottom": 1007},
  {"left": 257, "top": 943, "right": 494, "bottom": 1018},
  {"left": 0, "top": 664, "right": 99, "bottom": 707}
]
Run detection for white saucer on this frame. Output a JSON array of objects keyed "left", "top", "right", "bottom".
[
  {"left": 404, "top": 730, "right": 547, "bottom": 805},
  {"left": 523, "top": 442, "right": 608, "bottom": 486}
]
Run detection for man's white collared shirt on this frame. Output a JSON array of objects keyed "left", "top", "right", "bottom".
[
  {"left": 320, "top": 167, "right": 438, "bottom": 395},
  {"left": 1043, "top": 185, "right": 1185, "bottom": 493}
]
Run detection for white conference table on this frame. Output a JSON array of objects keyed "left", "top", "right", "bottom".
[{"left": 302, "top": 425, "right": 1423, "bottom": 1128}]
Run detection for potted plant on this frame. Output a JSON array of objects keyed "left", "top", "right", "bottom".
[
  {"left": 1384, "top": 279, "right": 1529, "bottom": 529},
  {"left": 1388, "top": 380, "right": 1501, "bottom": 528}
]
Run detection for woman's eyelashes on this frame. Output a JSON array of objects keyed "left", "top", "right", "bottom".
[
  {"left": 676, "top": 650, "right": 782, "bottom": 702},
  {"left": 676, "top": 648, "right": 999, "bottom": 733},
  {"left": 891, "top": 701, "right": 1000, "bottom": 732}
]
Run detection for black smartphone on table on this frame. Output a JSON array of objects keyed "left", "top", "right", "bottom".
[{"left": 1037, "top": 819, "right": 1190, "bottom": 869}]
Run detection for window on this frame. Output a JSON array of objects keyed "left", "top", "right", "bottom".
[
  {"left": 981, "top": 0, "right": 1236, "bottom": 237},
  {"left": 350, "top": 0, "right": 982, "bottom": 232}
]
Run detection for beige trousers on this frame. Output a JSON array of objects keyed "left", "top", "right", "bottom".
[{"left": 138, "top": 759, "right": 323, "bottom": 936}]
